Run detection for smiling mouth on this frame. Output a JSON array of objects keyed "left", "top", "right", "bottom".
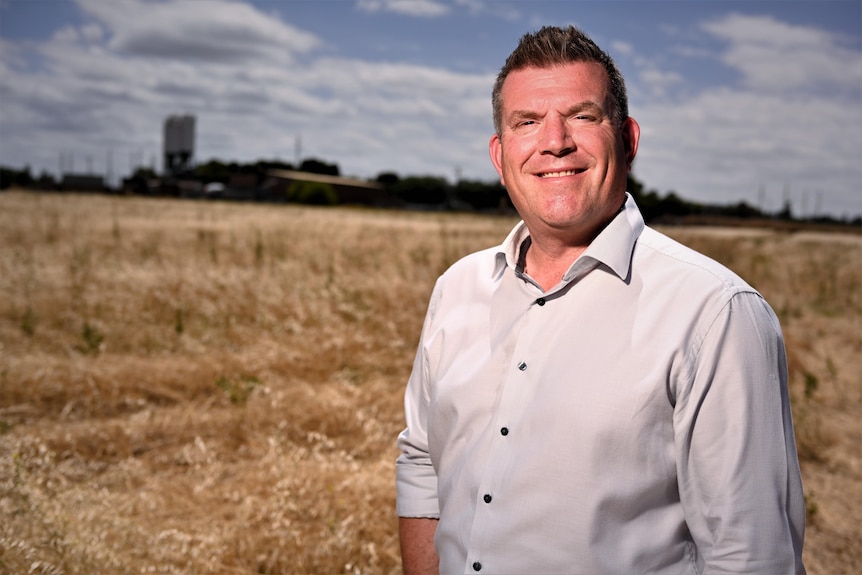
[{"left": 538, "top": 169, "right": 585, "bottom": 178}]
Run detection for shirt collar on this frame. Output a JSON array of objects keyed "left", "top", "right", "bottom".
[
  {"left": 493, "top": 193, "right": 645, "bottom": 282},
  {"left": 493, "top": 220, "right": 530, "bottom": 278}
]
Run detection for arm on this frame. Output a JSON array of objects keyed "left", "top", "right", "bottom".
[
  {"left": 674, "top": 291, "right": 806, "bottom": 574},
  {"left": 399, "top": 517, "right": 439, "bottom": 575},
  {"left": 396, "top": 281, "right": 443, "bottom": 573}
]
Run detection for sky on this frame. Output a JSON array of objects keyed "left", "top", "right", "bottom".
[{"left": 1, "top": 0, "right": 860, "bottom": 218}]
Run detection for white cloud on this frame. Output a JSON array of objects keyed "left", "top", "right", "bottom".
[
  {"left": 630, "top": 13, "right": 862, "bottom": 217},
  {"left": 0, "top": 0, "right": 494, "bottom": 185},
  {"left": 0, "top": 2, "right": 858, "bottom": 217},
  {"left": 702, "top": 13, "right": 861, "bottom": 97},
  {"left": 637, "top": 68, "right": 685, "bottom": 100},
  {"left": 52, "top": 25, "right": 82, "bottom": 44},
  {"left": 454, "top": 0, "right": 485, "bottom": 15},
  {"left": 356, "top": 0, "right": 450, "bottom": 18},
  {"left": 80, "top": 23, "right": 104, "bottom": 43},
  {"left": 611, "top": 41, "right": 633, "bottom": 56},
  {"left": 78, "top": 0, "right": 320, "bottom": 63}
]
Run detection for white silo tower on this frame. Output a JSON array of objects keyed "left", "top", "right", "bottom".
[{"left": 163, "top": 114, "right": 196, "bottom": 175}]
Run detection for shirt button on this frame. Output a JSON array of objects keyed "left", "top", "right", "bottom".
[
  {"left": 483, "top": 493, "right": 492, "bottom": 503},
  {"left": 500, "top": 427, "right": 509, "bottom": 436},
  {"left": 472, "top": 562, "right": 482, "bottom": 571},
  {"left": 518, "top": 361, "right": 527, "bottom": 371},
  {"left": 536, "top": 297, "right": 546, "bottom": 306}
]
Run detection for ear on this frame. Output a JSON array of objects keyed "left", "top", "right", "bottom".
[
  {"left": 489, "top": 134, "right": 506, "bottom": 186},
  {"left": 622, "top": 117, "right": 640, "bottom": 171}
]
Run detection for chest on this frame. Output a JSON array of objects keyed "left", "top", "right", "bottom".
[{"left": 424, "top": 269, "right": 693, "bottom": 467}]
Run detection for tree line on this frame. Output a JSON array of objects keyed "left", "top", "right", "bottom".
[{"left": 1, "top": 160, "right": 859, "bottom": 228}]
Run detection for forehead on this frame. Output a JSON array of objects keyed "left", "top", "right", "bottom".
[{"left": 500, "top": 61, "right": 610, "bottom": 112}]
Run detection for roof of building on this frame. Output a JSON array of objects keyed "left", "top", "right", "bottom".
[{"left": 266, "top": 169, "right": 382, "bottom": 190}]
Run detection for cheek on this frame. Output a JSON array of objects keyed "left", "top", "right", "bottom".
[{"left": 499, "top": 155, "right": 524, "bottom": 189}]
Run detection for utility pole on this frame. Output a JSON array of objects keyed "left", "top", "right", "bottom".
[{"left": 107, "top": 149, "right": 113, "bottom": 187}]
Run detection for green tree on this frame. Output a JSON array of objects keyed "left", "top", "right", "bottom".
[
  {"left": 777, "top": 200, "right": 794, "bottom": 221},
  {"left": 375, "top": 172, "right": 400, "bottom": 188},
  {"left": 287, "top": 181, "right": 338, "bottom": 205},
  {"left": 626, "top": 173, "right": 646, "bottom": 202},
  {"left": 454, "top": 180, "right": 510, "bottom": 210},
  {"left": 392, "top": 176, "right": 450, "bottom": 205},
  {"left": 0, "top": 165, "right": 33, "bottom": 189},
  {"left": 194, "top": 160, "right": 231, "bottom": 183},
  {"left": 132, "top": 167, "right": 157, "bottom": 180},
  {"left": 300, "top": 158, "right": 340, "bottom": 176}
]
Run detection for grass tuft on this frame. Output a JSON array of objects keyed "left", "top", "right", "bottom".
[
  {"left": 216, "top": 374, "right": 261, "bottom": 407},
  {"left": 77, "top": 321, "right": 105, "bottom": 355}
]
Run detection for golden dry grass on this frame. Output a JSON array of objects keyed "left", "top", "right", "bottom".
[{"left": 1, "top": 190, "right": 859, "bottom": 574}]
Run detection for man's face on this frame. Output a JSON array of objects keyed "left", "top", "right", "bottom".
[{"left": 490, "top": 62, "right": 639, "bottom": 246}]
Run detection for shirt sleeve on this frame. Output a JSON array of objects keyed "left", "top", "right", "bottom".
[
  {"left": 673, "top": 289, "right": 806, "bottom": 574},
  {"left": 395, "top": 281, "right": 441, "bottom": 519}
]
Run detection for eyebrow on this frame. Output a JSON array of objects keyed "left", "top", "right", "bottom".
[{"left": 568, "top": 101, "right": 606, "bottom": 115}]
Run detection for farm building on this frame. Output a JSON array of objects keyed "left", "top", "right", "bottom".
[{"left": 262, "top": 169, "right": 396, "bottom": 206}]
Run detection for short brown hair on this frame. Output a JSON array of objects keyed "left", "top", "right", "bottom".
[{"left": 492, "top": 26, "right": 629, "bottom": 134}]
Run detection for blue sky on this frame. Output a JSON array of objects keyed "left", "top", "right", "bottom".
[{"left": 1, "top": 0, "right": 860, "bottom": 218}]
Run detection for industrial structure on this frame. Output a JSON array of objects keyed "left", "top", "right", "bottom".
[{"left": 163, "top": 114, "right": 195, "bottom": 175}]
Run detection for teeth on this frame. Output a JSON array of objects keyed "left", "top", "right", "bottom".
[{"left": 541, "top": 170, "right": 579, "bottom": 178}]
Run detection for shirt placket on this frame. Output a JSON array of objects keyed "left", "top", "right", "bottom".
[{"left": 463, "top": 271, "right": 550, "bottom": 573}]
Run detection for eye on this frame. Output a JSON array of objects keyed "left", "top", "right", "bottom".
[{"left": 511, "top": 119, "right": 537, "bottom": 132}]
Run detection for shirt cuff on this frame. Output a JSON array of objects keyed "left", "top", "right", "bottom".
[{"left": 396, "top": 459, "right": 440, "bottom": 518}]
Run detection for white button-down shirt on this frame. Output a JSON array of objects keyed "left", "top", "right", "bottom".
[{"left": 396, "top": 195, "right": 806, "bottom": 574}]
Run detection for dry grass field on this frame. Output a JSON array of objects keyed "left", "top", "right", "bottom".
[{"left": 1, "top": 190, "right": 859, "bottom": 574}]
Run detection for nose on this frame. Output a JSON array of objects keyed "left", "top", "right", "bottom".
[{"left": 539, "top": 117, "right": 575, "bottom": 157}]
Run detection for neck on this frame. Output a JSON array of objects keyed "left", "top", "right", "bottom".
[
  {"left": 522, "top": 198, "right": 626, "bottom": 290},
  {"left": 522, "top": 240, "right": 587, "bottom": 291}
]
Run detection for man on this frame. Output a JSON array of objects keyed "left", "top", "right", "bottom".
[{"left": 396, "top": 25, "right": 806, "bottom": 574}]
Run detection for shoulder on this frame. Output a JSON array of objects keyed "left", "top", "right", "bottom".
[
  {"left": 425, "top": 246, "right": 501, "bottom": 324},
  {"left": 437, "top": 245, "right": 502, "bottom": 286},
  {"left": 633, "top": 226, "right": 786, "bottom": 357},
  {"left": 635, "top": 226, "right": 756, "bottom": 297}
]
